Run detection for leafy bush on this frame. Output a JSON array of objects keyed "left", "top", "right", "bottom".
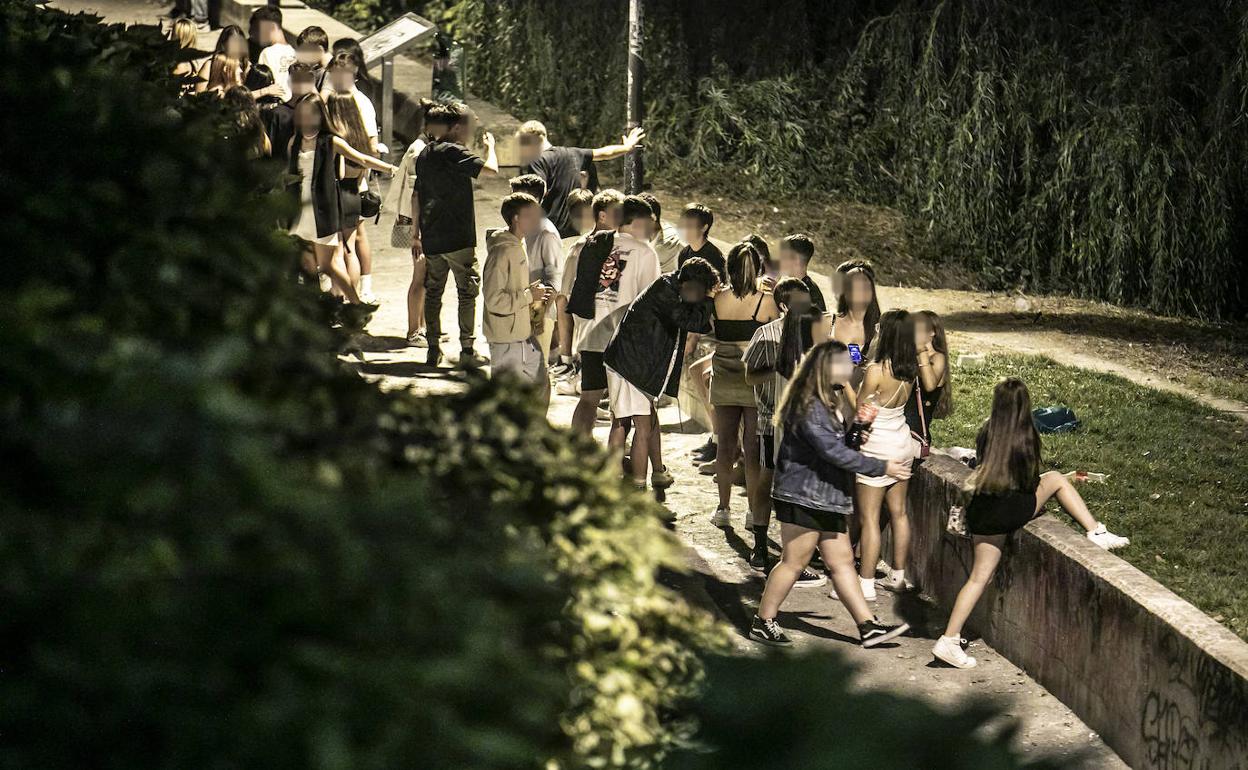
[{"left": 421, "top": 0, "right": 1248, "bottom": 319}]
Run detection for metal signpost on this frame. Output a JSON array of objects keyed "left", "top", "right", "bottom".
[
  {"left": 624, "top": 0, "right": 644, "bottom": 194},
  {"left": 359, "top": 12, "right": 437, "bottom": 158}
]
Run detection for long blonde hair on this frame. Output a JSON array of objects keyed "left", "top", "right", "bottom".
[
  {"left": 171, "top": 18, "right": 197, "bottom": 49},
  {"left": 205, "top": 53, "right": 241, "bottom": 93},
  {"left": 775, "top": 340, "right": 851, "bottom": 430},
  {"left": 325, "top": 93, "right": 371, "bottom": 157}
]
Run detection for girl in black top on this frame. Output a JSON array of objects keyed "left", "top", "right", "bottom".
[
  {"left": 932, "top": 378, "right": 1131, "bottom": 669},
  {"left": 905, "top": 309, "right": 953, "bottom": 448}
]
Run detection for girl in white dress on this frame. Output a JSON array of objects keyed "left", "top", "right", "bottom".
[
  {"left": 854, "top": 309, "right": 918, "bottom": 600},
  {"left": 287, "top": 93, "right": 396, "bottom": 304}
]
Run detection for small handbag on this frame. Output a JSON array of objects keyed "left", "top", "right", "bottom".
[
  {"left": 946, "top": 504, "right": 969, "bottom": 537},
  {"left": 392, "top": 214, "right": 414, "bottom": 250}
]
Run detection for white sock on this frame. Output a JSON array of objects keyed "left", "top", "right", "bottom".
[
  {"left": 318, "top": 273, "right": 332, "bottom": 292},
  {"left": 860, "top": 576, "right": 874, "bottom": 591},
  {"left": 561, "top": 354, "right": 574, "bottom": 364},
  {"left": 360, "top": 274, "right": 372, "bottom": 294}
]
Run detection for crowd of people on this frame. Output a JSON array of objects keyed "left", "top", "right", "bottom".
[{"left": 172, "top": 10, "right": 1134, "bottom": 667}]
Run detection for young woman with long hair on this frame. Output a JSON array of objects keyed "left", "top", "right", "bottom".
[
  {"left": 832, "top": 263, "right": 881, "bottom": 390},
  {"left": 906, "top": 309, "right": 953, "bottom": 450},
  {"left": 287, "top": 93, "right": 396, "bottom": 303},
  {"left": 709, "top": 241, "right": 779, "bottom": 530},
  {"left": 196, "top": 26, "right": 246, "bottom": 94},
  {"left": 775, "top": 302, "right": 831, "bottom": 382},
  {"left": 932, "top": 378, "right": 1130, "bottom": 668},
  {"left": 222, "top": 86, "right": 271, "bottom": 159},
  {"left": 750, "top": 341, "right": 912, "bottom": 647},
  {"left": 325, "top": 92, "right": 374, "bottom": 295},
  {"left": 199, "top": 53, "right": 242, "bottom": 96},
  {"left": 170, "top": 18, "right": 199, "bottom": 84},
  {"left": 854, "top": 309, "right": 918, "bottom": 599}
]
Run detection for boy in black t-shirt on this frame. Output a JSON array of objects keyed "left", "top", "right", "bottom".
[
  {"left": 412, "top": 101, "right": 499, "bottom": 367},
  {"left": 516, "top": 120, "right": 645, "bottom": 237},
  {"left": 779, "top": 233, "right": 827, "bottom": 313},
  {"left": 676, "top": 203, "right": 725, "bottom": 283}
]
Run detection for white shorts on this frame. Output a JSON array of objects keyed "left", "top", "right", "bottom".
[
  {"left": 489, "top": 338, "right": 546, "bottom": 383},
  {"left": 606, "top": 368, "right": 654, "bottom": 419}
]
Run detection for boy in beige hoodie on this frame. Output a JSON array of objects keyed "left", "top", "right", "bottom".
[{"left": 483, "top": 192, "right": 553, "bottom": 387}]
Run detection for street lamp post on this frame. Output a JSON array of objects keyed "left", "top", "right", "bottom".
[{"left": 624, "top": 0, "right": 644, "bottom": 194}]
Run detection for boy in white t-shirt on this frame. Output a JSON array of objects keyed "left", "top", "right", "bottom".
[{"left": 252, "top": 6, "right": 296, "bottom": 101}]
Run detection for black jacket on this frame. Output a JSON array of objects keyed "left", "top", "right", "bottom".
[
  {"left": 604, "top": 274, "right": 713, "bottom": 400},
  {"left": 287, "top": 132, "right": 341, "bottom": 238},
  {"left": 567, "top": 230, "right": 615, "bottom": 319}
]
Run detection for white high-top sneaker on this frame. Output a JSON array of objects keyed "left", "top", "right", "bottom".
[{"left": 933, "top": 635, "right": 978, "bottom": 668}]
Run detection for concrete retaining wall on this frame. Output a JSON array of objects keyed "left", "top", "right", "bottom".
[{"left": 906, "top": 454, "right": 1248, "bottom": 769}]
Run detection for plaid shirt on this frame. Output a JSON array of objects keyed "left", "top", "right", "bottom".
[{"left": 741, "top": 318, "right": 785, "bottom": 435}]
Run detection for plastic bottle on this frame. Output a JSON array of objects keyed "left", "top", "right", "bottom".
[{"left": 1064, "top": 470, "right": 1107, "bottom": 483}]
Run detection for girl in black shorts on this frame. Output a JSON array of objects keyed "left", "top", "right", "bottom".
[
  {"left": 749, "top": 342, "right": 912, "bottom": 648},
  {"left": 932, "top": 377, "right": 1131, "bottom": 669}
]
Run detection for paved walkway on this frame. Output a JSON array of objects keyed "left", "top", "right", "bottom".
[{"left": 62, "top": 3, "right": 1126, "bottom": 763}]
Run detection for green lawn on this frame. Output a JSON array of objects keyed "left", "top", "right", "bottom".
[{"left": 932, "top": 354, "right": 1248, "bottom": 640}]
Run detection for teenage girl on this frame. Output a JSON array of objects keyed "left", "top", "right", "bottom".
[
  {"left": 932, "top": 378, "right": 1131, "bottom": 668},
  {"left": 709, "top": 242, "right": 779, "bottom": 530},
  {"left": 325, "top": 92, "right": 374, "bottom": 295},
  {"left": 907, "top": 309, "right": 953, "bottom": 450},
  {"left": 287, "top": 93, "right": 396, "bottom": 304},
  {"left": 750, "top": 341, "right": 912, "bottom": 648},
  {"left": 831, "top": 263, "right": 881, "bottom": 391},
  {"left": 854, "top": 309, "right": 918, "bottom": 599}
]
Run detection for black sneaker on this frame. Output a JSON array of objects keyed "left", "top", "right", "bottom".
[
  {"left": 692, "top": 439, "right": 717, "bottom": 463},
  {"left": 426, "top": 347, "right": 442, "bottom": 367},
  {"left": 748, "top": 616, "right": 792, "bottom": 646},
  {"left": 794, "top": 568, "right": 827, "bottom": 588},
  {"left": 858, "top": 618, "right": 911, "bottom": 648},
  {"left": 748, "top": 546, "right": 769, "bottom": 572}
]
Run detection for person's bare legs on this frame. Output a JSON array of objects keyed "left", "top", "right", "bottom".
[
  {"left": 1037, "top": 470, "right": 1098, "bottom": 531},
  {"left": 341, "top": 232, "right": 361, "bottom": 291},
  {"left": 406, "top": 253, "right": 426, "bottom": 338},
  {"left": 689, "top": 354, "right": 714, "bottom": 438},
  {"left": 647, "top": 409, "right": 663, "bottom": 474},
  {"left": 629, "top": 410, "right": 654, "bottom": 485},
  {"left": 884, "top": 480, "right": 911, "bottom": 572},
  {"left": 753, "top": 466, "right": 774, "bottom": 528},
  {"left": 315, "top": 242, "right": 360, "bottom": 303},
  {"left": 355, "top": 222, "right": 372, "bottom": 286},
  {"left": 715, "top": 405, "right": 743, "bottom": 511},
  {"left": 300, "top": 246, "right": 317, "bottom": 276},
  {"left": 556, "top": 298, "right": 572, "bottom": 358},
  {"left": 818, "top": 531, "right": 875, "bottom": 624},
  {"left": 943, "top": 535, "right": 1006, "bottom": 638},
  {"left": 758, "top": 524, "right": 820, "bottom": 619},
  {"left": 608, "top": 416, "right": 631, "bottom": 454},
  {"left": 571, "top": 388, "right": 605, "bottom": 436},
  {"left": 740, "top": 409, "right": 761, "bottom": 514},
  {"left": 855, "top": 483, "right": 887, "bottom": 579}
]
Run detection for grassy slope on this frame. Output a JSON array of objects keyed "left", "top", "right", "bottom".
[{"left": 933, "top": 354, "right": 1248, "bottom": 640}]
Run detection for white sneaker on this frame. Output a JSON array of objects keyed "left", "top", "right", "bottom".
[
  {"left": 859, "top": 576, "right": 877, "bottom": 601},
  {"left": 710, "top": 508, "right": 731, "bottom": 528},
  {"left": 358, "top": 291, "right": 377, "bottom": 304},
  {"left": 933, "top": 635, "right": 978, "bottom": 669},
  {"left": 1087, "top": 523, "right": 1130, "bottom": 550},
  {"left": 406, "top": 330, "right": 428, "bottom": 348},
  {"left": 556, "top": 378, "right": 581, "bottom": 396},
  {"left": 875, "top": 558, "right": 890, "bottom": 577},
  {"left": 876, "top": 571, "right": 915, "bottom": 593}
]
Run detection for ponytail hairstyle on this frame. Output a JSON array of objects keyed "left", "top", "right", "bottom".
[
  {"left": 916, "top": 309, "right": 953, "bottom": 418},
  {"left": 325, "top": 92, "right": 372, "bottom": 157},
  {"left": 775, "top": 340, "right": 852, "bottom": 430},
  {"left": 835, "top": 264, "right": 881, "bottom": 353},
  {"left": 725, "top": 240, "right": 762, "bottom": 299},
  {"left": 971, "top": 378, "right": 1041, "bottom": 495},
  {"left": 776, "top": 300, "right": 822, "bottom": 380},
  {"left": 872, "top": 309, "right": 918, "bottom": 381}
]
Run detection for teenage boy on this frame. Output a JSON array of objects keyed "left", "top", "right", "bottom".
[
  {"left": 675, "top": 203, "right": 724, "bottom": 282},
  {"left": 516, "top": 120, "right": 646, "bottom": 237},
  {"left": 509, "top": 174, "right": 562, "bottom": 366},
  {"left": 413, "top": 102, "right": 500, "bottom": 367},
  {"left": 638, "top": 192, "right": 686, "bottom": 274},
  {"left": 563, "top": 193, "right": 650, "bottom": 435},
  {"left": 742, "top": 277, "right": 812, "bottom": 570},
  {"left": 264, "top": 61, "right": 317, "bottom": 165},
  {"left": 252, "top": 6, "right": 296, "bottom": 100},
  {"left": 605, "top": 257, "right": 717, "bottom": 493},
  {"left": 295, "top": 25, "right": 331, "bottom": 88},
  {"left": 484, "top": 193, "right": 552, "bottom": 385},
  {"left": 779, "top": 233, "right": 827, "bottom": 313}
]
